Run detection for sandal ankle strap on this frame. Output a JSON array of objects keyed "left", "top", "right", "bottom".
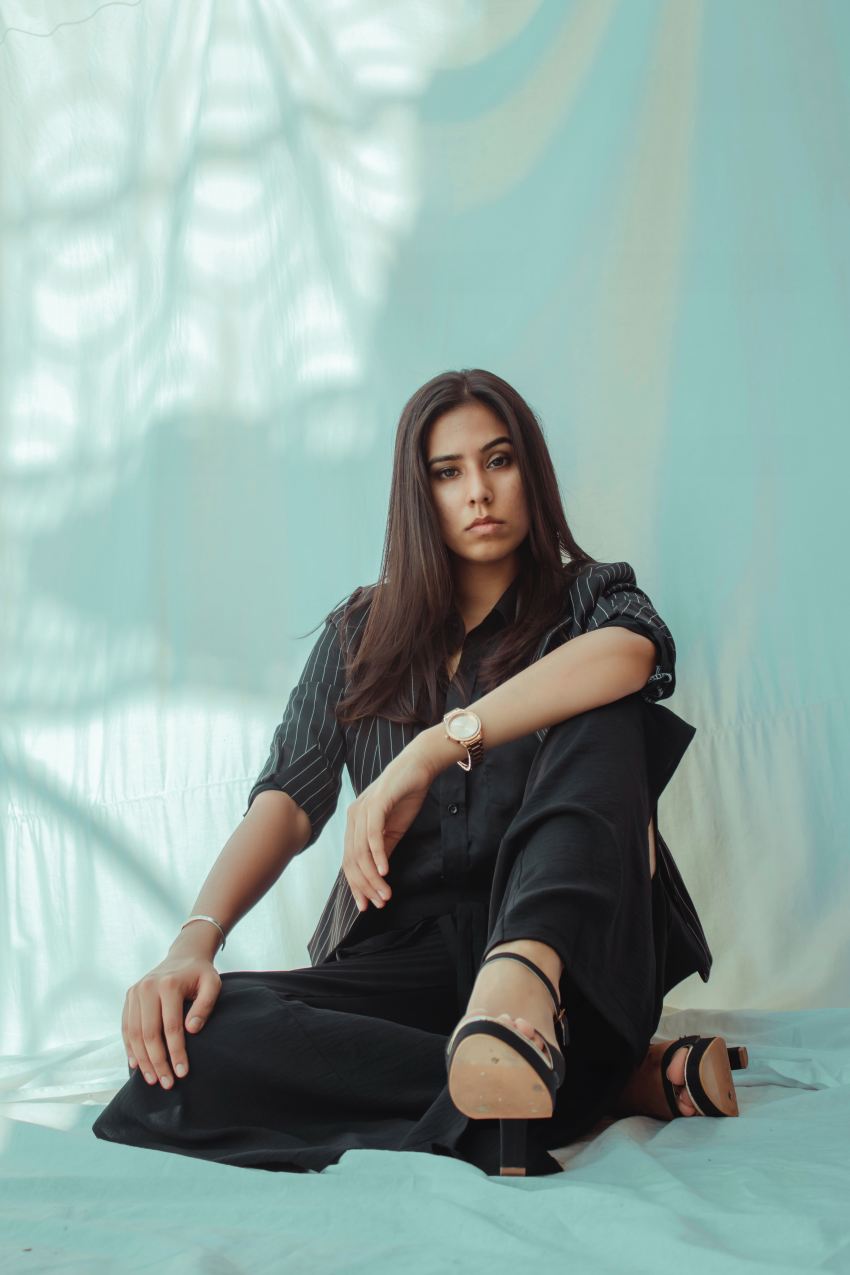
[{"left": 481, "top": 952, "right": 570, "bottom": 1049}]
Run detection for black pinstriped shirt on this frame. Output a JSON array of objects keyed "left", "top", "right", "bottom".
[{"left": 244, "top": 561, "right": 711, "bottom": 979}]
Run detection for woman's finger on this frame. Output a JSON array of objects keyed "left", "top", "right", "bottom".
[
  {"left": 343, "top": 794, "right": 394, "bottom": 912},
  {"left": 352, "top": 806, "right": 390, "bottom": 901},
  {"left": 344, "top": 856, "right": 386, "bottom": 911},
  {"left": 346, "top": 872, "right": 370, "bottom": 912},
  {"left": 183, "top": 970, "right": 222, "bottom": 1036},
  {"left": 125, "top": 986, "right": 156, "bottom": 1084},
  {"left": 366, "top": 806, "right": 390, "bottom": 878},
  {"left": 359, "top": 853, "right": 389, "bottom": 903},
  {"left": 138, "top": 979, "right": 175, "bottom": 1088},
  {"left": 121, "top": 993, "right": 137, "bottom": 1070},
  {"left": 352, "top": 860, "right": 388, "bottom": 908},
  {"left": 159, "top": 975, "right": 192, "bottom": 1081}
]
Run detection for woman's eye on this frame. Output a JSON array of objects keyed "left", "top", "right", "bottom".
[{"left": 436, "top": 455, "right": 509, "bottom": 480}]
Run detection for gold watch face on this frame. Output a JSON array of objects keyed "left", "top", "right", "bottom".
[{"left": 448, "top": 711, "right": 480, "bottom": 741}]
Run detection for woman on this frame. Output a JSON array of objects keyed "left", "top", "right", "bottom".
[{"left": 92, "top": 368, "right": 747, "bottom": 1177}]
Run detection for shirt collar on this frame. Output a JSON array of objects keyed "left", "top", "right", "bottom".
[
  {"left": 491, "top": 571, "right": 522, "bottom": 626},
  {"left": 453, "top": 571, "right": 522, "bottom": 644}
]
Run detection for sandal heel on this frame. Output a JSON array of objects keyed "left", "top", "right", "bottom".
[
  {"left": 727, "top": 1045, "right": 749, "bottom": 1070},
  {"left": 499, "top": 1118, "right": 528, "bottom": 1177},
  {"left": 445, "top": 951, "right": 569, "bottom": 1177},
  {"left": 664, "top": 1035, "right": 743, "bottom": 1118}
]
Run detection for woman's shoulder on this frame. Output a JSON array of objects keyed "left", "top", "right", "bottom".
[
  {"left": 555, "top": 560, "right": 641, "bottom": 631},
  {"left": 567, "top": 559, "right": 637, "bottom": 587},
  {"left": 557, "top": 559, "right": 637, "bottom": 600}
]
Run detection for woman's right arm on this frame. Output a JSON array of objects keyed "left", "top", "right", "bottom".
[
  {"left": 168, "top": 789, "right": 312, "bottom": 960},
  {"left": 123, "top": 790, "right": 312, "bottom": 1091},
  {"left": 124, "top": 606, "right": 350, "bottom": 1092}
]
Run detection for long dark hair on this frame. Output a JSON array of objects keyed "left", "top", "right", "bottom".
[{"left": 307, "top": 368, "right": 599, "bottom": 729}]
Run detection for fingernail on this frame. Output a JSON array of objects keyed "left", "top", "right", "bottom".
[
  {"left": 188, "top": 1017, "right": 202, "bottom": 1030},
  {"left": 145, "top": 1073, "right": 155, "bottom": 1084},
  {"left": 175, "top": 1062, "right": 187, "bottom": 1077},
  {"left": 160, "top": 1075, "right": 172, "bottom": 1089}
]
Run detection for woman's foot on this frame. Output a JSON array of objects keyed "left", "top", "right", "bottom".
[
  {"left": 453, "top": 939, "right": 565, "bottom": 1065},
  {"left": 613, "top": 1040, "right": 697, "bottom": 1119},
  {"left": 665, "top": 1045, "right": 697, "bottom": 1115}
]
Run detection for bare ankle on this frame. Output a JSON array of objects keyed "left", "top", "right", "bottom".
[{"left": 485, "top": 938, "right": 564, "bottom": 989}]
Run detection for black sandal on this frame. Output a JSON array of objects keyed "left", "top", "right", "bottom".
[
  {"left": 659, "top": 1034, "right": 749, "bottom": 1118},
  {"left": 445, "top": 951, "right": 569, "bottom": 1177},
  {"left": 615, "top": 1033, "right": 750, "bottom": 1120}
]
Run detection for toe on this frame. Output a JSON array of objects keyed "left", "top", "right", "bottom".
[
  {"left": 513, "top": 1016, "right": 551, "bottom": 1058},
  {"left": 666, "top": 1047, "right": 696, "bottom": 1116},
  {"left": 666, "top": 1046, "right": 687, "bottom": 1087}
]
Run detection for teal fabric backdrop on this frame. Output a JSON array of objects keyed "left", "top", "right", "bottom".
[{"left": 1, "top": 1, "right": 849, "bottom": 1265}]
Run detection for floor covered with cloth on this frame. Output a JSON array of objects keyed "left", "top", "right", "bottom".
[{"left": 2, "top": 1005, "right": 848, "bottom": 1274}]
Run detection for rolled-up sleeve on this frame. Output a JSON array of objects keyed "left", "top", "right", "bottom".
[
  {"left": 244, "top": 613, "right": 347, "bottom": 850},
  {"left": 579, "top": 561, "right": 677, "bottom": 702}
]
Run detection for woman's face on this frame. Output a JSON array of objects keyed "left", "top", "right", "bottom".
[{"left": 424, "top": 401, "right": 530, "bottom": 566}]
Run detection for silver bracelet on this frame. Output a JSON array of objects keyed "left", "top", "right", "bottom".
[{"left": 180, "top": 914, "right": 226, "bottom": 950}]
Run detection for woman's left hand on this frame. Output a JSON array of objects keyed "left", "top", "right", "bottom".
[{"left": 342, "top": 733, "right": 441, "bottom": 914}]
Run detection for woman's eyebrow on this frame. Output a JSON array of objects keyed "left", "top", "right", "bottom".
[{"left": 427, "top": 435, "right": 512, "bottom": 467}]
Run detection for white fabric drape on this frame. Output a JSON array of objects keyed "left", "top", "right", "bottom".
[{"left": 2, "top": 0, "right": 847, "bottom": 1172}]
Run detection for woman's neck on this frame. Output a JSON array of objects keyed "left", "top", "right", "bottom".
[{"left": 451, "top": 561, "right": 519, "bottom": 633}]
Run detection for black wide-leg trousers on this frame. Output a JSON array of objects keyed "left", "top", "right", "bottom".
[{"left": 92, "top": 692, "right": 674, "bottom": 1177}]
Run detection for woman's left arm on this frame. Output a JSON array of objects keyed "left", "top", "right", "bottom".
[
  {"left": 341, "top": 627, "right": 656, "bottom": 911},
  {"left": 412, "top": 625, "right": 657, "bottom": 776}
]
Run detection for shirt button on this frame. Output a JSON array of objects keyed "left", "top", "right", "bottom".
[{"left": 448, "top": 802, "right": 459, "bottom": 815}]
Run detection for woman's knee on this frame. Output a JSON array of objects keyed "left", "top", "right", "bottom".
[
  {"left": 551, "top": 690, "right": 644, "bottom": 739},
  {"left": 529, "top": 693, "right": 648, "bottom": 792}
]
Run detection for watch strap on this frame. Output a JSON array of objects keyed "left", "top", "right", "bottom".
[{"left": 443, "top": 707, "right": 484, "bottom": 771}]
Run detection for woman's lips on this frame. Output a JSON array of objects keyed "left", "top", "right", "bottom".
[{"left": 468, "top": 520, "right": 504, "bottom": 533}]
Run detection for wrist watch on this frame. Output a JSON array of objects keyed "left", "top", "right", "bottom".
[{"left": 443, "top": 707, "right": 484, "bottom": 771}]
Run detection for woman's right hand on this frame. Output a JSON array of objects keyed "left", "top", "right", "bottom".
[{"left": 122, "top": 951, "right": 222, "bottom": 1090}]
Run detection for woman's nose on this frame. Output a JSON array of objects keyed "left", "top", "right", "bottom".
[{"left": 467, "top": 472, "right": 493, "bottom": 501}]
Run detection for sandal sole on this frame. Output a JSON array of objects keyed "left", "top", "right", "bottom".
[
  {"left": 448, "top": 1033, "right": 556, "bottom": 1119},
  {"left": 684, "top": 1036, "right": 740, "bottom": 1117}
]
